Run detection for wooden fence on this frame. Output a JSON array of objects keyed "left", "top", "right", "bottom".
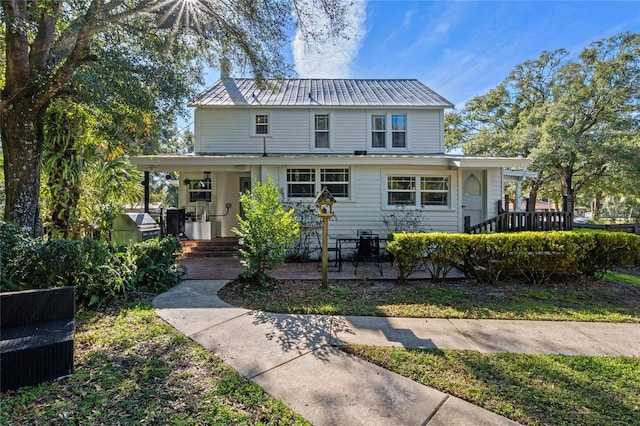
[{"left": 465, "top": 211, "right": 573, "bottom": 234}]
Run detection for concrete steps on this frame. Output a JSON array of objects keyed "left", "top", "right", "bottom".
[{"left": 180, "top": 237, "right": 239, "bottom": 258}]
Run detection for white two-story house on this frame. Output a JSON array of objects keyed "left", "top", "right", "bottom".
[{"left": 131, "top": 78, "right": 530, "bottom": 239}]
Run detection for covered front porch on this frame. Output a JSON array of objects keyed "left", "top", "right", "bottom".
[{"left": 132, "top": 156, "right": 257, "bottom": 240}]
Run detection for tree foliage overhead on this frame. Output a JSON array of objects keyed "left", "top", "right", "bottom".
[
  {"left": 1, "top": 0, "right": 348, "bottom": 236},
  {"left": 446, "top": 32, "right": 640, "bottom": 211}
]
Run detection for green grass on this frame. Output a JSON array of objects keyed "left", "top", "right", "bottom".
[
  {"left": 222, "top": 273, "right": 640, "bottom": 323},
  {"left": 343, "top": 345, "right": 640, "bottom": 426},
  {"left": 604, "top": 270, "right": 640, "bottom": 287},
  {"left": 0, "top": 301, "right": 309, "bottom": 425}
]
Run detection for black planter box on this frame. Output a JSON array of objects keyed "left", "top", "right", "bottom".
[{"left": 1, "top": 287, "right": 75, "bottom": 392}]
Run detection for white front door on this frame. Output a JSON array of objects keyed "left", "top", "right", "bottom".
[{"left": 462, "top": 171, "right": 485, "bottom": 226}]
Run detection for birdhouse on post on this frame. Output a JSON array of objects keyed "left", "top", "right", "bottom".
[
  {"left": 314, "top": 186, "right": 335, "bottom": 288},
  {"left": 314, "top": 186, "right": 336, "bottom": 217}
]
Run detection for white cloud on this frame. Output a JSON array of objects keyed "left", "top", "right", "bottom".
[{"left": 293, "top": 1, "right": 368, "bottom": 78}]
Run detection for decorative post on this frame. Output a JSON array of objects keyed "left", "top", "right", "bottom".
[{"left": 314, "top": 186, "right": 336, "bottom": 289}]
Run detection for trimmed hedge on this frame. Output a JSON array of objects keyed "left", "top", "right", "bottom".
[
  {"left": 386, "top": 231, "right": 640, "bottom": 285},
  {"left": 0, "top": 222, "right": 185, "bottom": 306}
]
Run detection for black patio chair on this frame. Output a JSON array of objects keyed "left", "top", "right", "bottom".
[{"left": 353, "top": 233, "right": 383, "bottom": 276}]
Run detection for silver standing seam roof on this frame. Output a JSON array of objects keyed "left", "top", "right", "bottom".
[{"left": 189, "top": 78, "right": 454, "bottom": 108}]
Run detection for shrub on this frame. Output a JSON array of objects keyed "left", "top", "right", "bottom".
[
  {"left": 386, "top": 233, "right": 430, "bottom": 283},
  {"left": 577, "top": 231, "right": 640, "bottom": 278},
  {"left": 132, "top": 236, "right": 185, "bottom": 292},
  {"left": 0, "top": 221, "right": 184, "bottom": 306},
  {"left": 388, "top": 230, "right": 640, "bottom": 286},
  {"left": 233, "top": 177, "right": 300, "bottom": 287}
]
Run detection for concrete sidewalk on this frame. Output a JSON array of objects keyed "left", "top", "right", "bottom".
[{"left": 153, "top": 279, "right": 639, "bottom": 426}]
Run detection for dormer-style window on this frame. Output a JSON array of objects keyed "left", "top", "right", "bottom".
[
  {"left": 314, "top": 114, "right": 330, "bottom": 148},
  {"left": 253, "top": 113, "right": 269, "bottom": 136}
]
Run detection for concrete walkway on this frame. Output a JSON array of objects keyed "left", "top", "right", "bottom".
[{"left": 153, "top": 272, "right": 640, "bottom": 425}]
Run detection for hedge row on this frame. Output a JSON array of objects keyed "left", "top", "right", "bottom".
[
  {"left": 0, "top": 221, "right": 185, "bottom": 306},
  {"left": 386, "top": 231, "right": 640, "bottom": 285}
]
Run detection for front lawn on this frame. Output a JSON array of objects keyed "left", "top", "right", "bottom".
[
  {"left": 218, "top": 273, "right": 640, "bottom": 322},
  {"left": 0, "top": 300, "right": 309, "bottom": 425},
  {"left": 343, "top": 345, "right": 640, "bottom": 426}
]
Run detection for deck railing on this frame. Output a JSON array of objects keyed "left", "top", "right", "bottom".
[{"left": 465, "top": 211, "right": 573, "bottom": 234}]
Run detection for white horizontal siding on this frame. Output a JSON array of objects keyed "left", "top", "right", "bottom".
[
  {"left": 258, "top": 165, "right": 461, "bottom": 236},
  {"left": 486, "top": 168, "right": 503, "bottom": 217},
  {"left": 332, "top": 110, "right": 367, "bottom": 152},
  {"left": 195, "top": 108, "right": 445, "bottom": 155},
  {"left": 409, "top": 110, "right": 443, "bottom": 153}
]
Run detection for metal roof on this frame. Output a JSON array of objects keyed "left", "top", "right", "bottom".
[{"left": 189, "top": 79, "right": 454, "bottom": 108}]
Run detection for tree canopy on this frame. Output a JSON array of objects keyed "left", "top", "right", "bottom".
[
  {"left": 1, "top": 0, "right": 348, "bottom": 235},
  {"left": 447, "top": 32, "right": 640, "bottom": 212}
]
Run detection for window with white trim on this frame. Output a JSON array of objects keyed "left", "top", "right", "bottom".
[
  {"left": 387, "top": 176, "right": 415, "bottom": 206},
  {"left": 387, "top": 175, "right": 450, "bottom": 207},
  {"left": 420, "top": 177, "right": 449, "bottom": 206},
  {"left": 371, "top": 114, "right": 386, "bottom": 147},
  {"left": 287, "top": 168, "right": 350, "bottom": 198},
  {"left": 314, "top": 114, "right": 330, "bottom": 148},
  {"left": 287, "top": 168, "right": 315, "bottom": 198},
  {"left": 253, "top": 113, "right": 269, "bottom": 136},
  {"left": 321, "top": 168, "right": 349, "bottom": 197},
  {"left": 391, "top": 114, "right": 407, "bottom": 147},
  {"left": 371, "top": 113, "right": 407, "bottom": 149}
]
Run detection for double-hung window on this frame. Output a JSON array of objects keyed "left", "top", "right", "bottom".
[
  {"left": 387, "top": 175, "right": 450, "bottom": 208},
  {"left": 371, "top": 114, "right": 386, "bottom": 148},
  {"left": 314, "top": 114, "right": 330, "bottom": 148},
  {"left": 391, "top": 114, "right": 407, "bottom": 148},
  {"left": 287, "top": 168, "right": 350, "bottom": 199},
  {"left": 254, "top": 113, "right": 269, "bottom": 136},
  {"left": 371, "top": 113, "right": 407, "bottom": 149}
]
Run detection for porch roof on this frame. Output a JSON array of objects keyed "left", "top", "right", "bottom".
[{"left": 129, "top": 153, "right": 531, "bottom": 171}]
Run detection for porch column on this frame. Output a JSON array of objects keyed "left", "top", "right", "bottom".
[{"left": 143, "top": 171, "right": 150, "bottom": 213}]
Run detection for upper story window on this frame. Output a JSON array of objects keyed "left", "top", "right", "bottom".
[
  {"left": 287, "top": 168, "right": 350, "bottom": 199},
  {"left": 387, "top": 175, "right": 450, "bottom": 208},
  {"left": 391, "top": 114, "right": 407, "bottom": 148},
  {"left": 371, "top": 113, "right": 407, "bottom": 149},
  {"left": 253, "top": 113, "right": 269, "bottom": 136},
  {"left": 314, "top": 114, "right": 330, "bottom": 148},
  {"left": 371, "top": 114, "right": 386, "bottom": 148}
]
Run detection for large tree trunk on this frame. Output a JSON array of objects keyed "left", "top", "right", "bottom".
[
  {"left": 527, "top": 178, "right": 541, "bottom": 211},
  {"left": 1, "top": 99, "right": 46, "bottom": 236}
]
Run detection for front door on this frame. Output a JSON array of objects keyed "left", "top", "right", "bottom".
[
  {"left": 239, "top": 177, "right": 251, "bottom": 220},
  {"left": 462, "top": 171, "right": 485, "bottom": 226}
]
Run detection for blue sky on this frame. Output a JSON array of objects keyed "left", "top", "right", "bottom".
[{"left": 287, "top": 0, "right": 640, "bottom": 108}]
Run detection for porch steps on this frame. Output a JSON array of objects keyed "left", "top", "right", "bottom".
[{"left": 180, "top": 238, "right": 240, "bottom": 258}]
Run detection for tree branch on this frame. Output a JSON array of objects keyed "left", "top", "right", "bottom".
[
  {"left": 33, "top": 0, "right": 105, "bottom": 111},
  {"left": 29, "top": 1, "right": 62, "bottom": 74}
]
